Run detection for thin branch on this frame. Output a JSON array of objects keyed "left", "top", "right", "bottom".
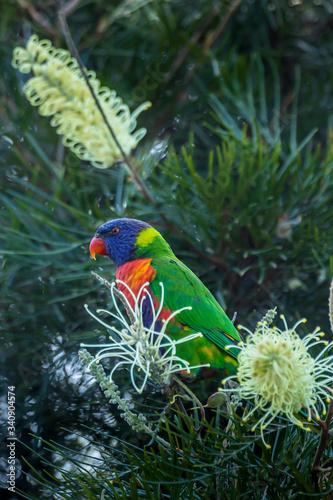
[
  {"left": 18, "top": 0, "right": 56, "bottom": 36},
  {"left": 329, "top": 279, "right": 333, "bottom": 334},
  {"left": 163, "top": 8, "right": 219, "bottom": 86},
  {"left": 173, "top": 375, "right": 205, "bottom": 432},
  {"left": 209, "top": 0, "right": 243, "bottom": 49},
  {"left": 312, "top": 399, "right": 333, "bottom": 491},
  {"left": 58, "top": 6, "right": 156, "bottom": 204},
  {"left": 155, "top": 0, "right": 243, "bottom": 129},
  {"left": 61, "top": 0, "right": 83, "bottom": 17}
]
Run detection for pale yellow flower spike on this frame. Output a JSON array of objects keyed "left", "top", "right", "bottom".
[
  {"left": 12, "top": 35, "right": 151, "bottom": 168},
  {"left": 222, "top": 314, "right": 333, "bottom": 448}
]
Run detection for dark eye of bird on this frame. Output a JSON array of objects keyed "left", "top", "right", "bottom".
[{"left": 111, "top": 227, "right": 120, "bottom": 235}]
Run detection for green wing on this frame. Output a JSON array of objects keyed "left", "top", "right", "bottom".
[{"left": 150, "top": 257, "right": 241, "bottom": 356}]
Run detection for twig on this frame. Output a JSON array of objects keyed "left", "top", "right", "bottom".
[
  {"left": 61, "top": 0, "right": 83, "bottom": 17},
  {"left": 173, "top": 375, "right": 205, "bottom": 433},
  {"left": 155, "top": 0, "right": 243, "bottom": 129},
  {"left": 186, "top": 0, "right": 244, "bottom": 80},
  {"left": 18, "top": 0, "right": 56, "bottom": 36},
  {"left": 169, "top": 384, "right": 192, "bottom": 429},
  {"left": 329, "top": 279, "right": 333, "bottom": 334},
  {"left": 312, "top": 399, "right": 333, "bottom": 491},
  {"left": 58, "top": 5, "right": 156, "bottom": 204},
  {"left": 163, "top": 8, "right": 219, "bottom": 86},
  {"left": 209, "top": 0, "right": 243, "bottom": 49}
]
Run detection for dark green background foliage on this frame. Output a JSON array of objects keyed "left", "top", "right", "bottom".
[{"left": 1, "top": 0, "right": 333, "bottom": 498}]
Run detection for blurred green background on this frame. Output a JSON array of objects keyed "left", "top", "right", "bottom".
[{"left": 1, "top": 0, "right": 333, "bottom": 498}]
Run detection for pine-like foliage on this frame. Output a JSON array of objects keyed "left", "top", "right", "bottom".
[{"left": 1, "top": 1, "right": 333, "bottom": 498}]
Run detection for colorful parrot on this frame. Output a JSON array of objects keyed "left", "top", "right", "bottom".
[{"left": 89, "top": 218, "right": 241, "bottom": 380}]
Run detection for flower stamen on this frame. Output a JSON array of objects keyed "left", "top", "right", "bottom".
[
  {"left": 223, "top": 310, "right": 333, "bottom": 448},
  {"left": 82, "top": 281, "right": 209, "bottom": 393}
]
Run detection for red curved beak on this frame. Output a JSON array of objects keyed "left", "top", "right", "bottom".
[{"left": 89, "top": 237, "right": 108, "bottom": 260}]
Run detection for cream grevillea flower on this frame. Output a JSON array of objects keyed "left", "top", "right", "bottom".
[
  {"left": 222, "top": 311, "right": 333, "bottom": 448},
  {"left": 12, "top": 35, "right": 150, "bottom": 168},
  {"left": 81, "top": 280, "right": 209, "bottom": 394}
]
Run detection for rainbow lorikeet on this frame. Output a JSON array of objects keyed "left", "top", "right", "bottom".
[{"left": 89, "top": 218, "right": 240, "bottom": 380}]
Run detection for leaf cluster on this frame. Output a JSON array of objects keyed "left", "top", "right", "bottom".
[{"left": 14, "top": 409, "right": 333, "bottom": 499}]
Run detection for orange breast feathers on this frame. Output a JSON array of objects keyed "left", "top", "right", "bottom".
[{"left": 116, "top": 259, "right": 156, "bottom": 309}]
